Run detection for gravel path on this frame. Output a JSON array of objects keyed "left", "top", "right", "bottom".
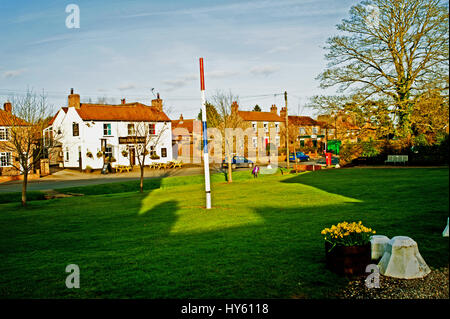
[{"left": 337, "top": 266, "right": 449, "bottom": 299}]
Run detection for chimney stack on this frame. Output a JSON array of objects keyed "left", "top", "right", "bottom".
[
  {"left": 68, "top": 88, "right": 81, "bottom": 109},
  {"left": 179, "top": 114, "right": 184, "bottom": 121},
  {"left": 280, "top": 107, "right": 287, "bottom": 119},
  {"left": 151, "top": 93, "right": 163, "bottom": 112},
  {"left": 270, "top": 104, "right": 277, "bottom": 114},
  {"left": 3, "top": 101, "right": 12, "bottom": 113},
  {"left": 121, "top": 98, "right": 126, "bottom": 104}
]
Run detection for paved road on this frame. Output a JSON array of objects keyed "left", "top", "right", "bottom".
[
  {"left": 0, "top": 160, "right": 320, "bottom": 193},
  {"left": 0, "top": 165, "right": 243, "bottom": 193}
]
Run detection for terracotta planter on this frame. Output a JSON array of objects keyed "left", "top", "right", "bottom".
[{"left": 325, "top": 242, "right": 371, "bottom": 276}]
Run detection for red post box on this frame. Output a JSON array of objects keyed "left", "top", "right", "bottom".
[{"left": 326, "top": 152, "right": 332, "bottom": 166}]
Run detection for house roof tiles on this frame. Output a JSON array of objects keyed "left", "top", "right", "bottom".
[
  {"left": 237, "top": 110, "right": 283, "bottom": 122},
  {"left": 73, "top": 103, "right": 170, "bottom": 122}
]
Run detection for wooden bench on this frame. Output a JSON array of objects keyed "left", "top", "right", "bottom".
[
  {"left": 385, "top": 155, "right": 408, "bottom": 165},
  {"left": 116, "top": 165, "right": 132, "bottom": 173},
  {"left": 172, "top": 160, "right": 183, "bottom": 168}
]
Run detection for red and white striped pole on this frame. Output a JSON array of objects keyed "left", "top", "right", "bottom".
[{"left": 199, "top": 57, "right": 211, "bottom": 209}]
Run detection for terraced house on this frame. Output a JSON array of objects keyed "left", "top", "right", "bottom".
[
  {"left": 232, "top": 102, "right": 284, "bottom": 150},
  {"left": 287, "top": 115, "right": 325, "bottom": 150},
  {"left": 44, "top": 89, "right": 173, "bottom": 171}
]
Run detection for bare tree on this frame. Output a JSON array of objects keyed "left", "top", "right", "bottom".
[
  {"left": 318, "top": 0, "right": 449, "bottom": 138},
  {"left": 0, "top": 90, "right": 51, "bottom": 206},
  {"left": 128, "top": 112, "right": 171, "bottom": 193},
  {"left": 209, "top": 91, "right": 246, "bottom": 183}
]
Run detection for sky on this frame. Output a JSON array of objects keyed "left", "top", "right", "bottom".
[{"left": 0, "top": 0, "right": 360, "bottom": 119}]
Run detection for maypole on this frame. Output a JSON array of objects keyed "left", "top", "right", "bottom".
[{"left": 199, "top": 57, "right": 211, "bottom": 209}]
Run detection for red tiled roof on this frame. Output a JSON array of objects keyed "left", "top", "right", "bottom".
[
  {"left": 172, "top": 119, "right": 196, "bottom": 134},
  {"left": 237, "top": 111, "right": 283, "bottom": 122},
  {"left": 288, "top": 116, "right": 317, "bottom": 126},
  {"left": 0, "top": 109, "right": 29, "bottom": 126},
  {"left": 74, "top": 103, "right": 170, "bottom": 122}
]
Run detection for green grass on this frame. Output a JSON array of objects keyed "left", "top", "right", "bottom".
[
  {"left": 0, "top": 168, "right": 448, "bottom": 298},
  {"left": 0, "top": 191, "right": 46, "bottom": 204}
]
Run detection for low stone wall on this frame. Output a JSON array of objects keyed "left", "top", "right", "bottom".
[
  {"left": 293, "top": 164, "right": 322, "bottom": 171},
  {"left": 0, "top": 173, "right": 40, "bottom": 184}
]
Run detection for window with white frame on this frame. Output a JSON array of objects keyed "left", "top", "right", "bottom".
[
  {"left": 252, "top": 136, "right": 258, "bottom": 148},
  {"left": 150, "top": 146, "right": 156, "bottom": 157},
  {"left": 105, "top": 145, "right": 113, "bottom": 159},
  {"left": 252, "top": 122, "right": 257, "bottom": 133},
  {"left": 72, "top": 123, "right": 79, "bottom": 136},
  {"left": 0, "top": 152, "right": 11, "bottom": 167},
  {"left": 275, "top": 123, "right": 279, "bottom": 133},
  {"left": 275, "top": 136, "right": 280, "bottom": 147},
  {"left": 128, "top": 124, "right": 135, "bottom": 136},
  {"left": 299, "top": 127, "right": 306, "bottom": 135},
  {"left": 161, "top": 148, "right": 167, "bottom": 158},
  {"left": 149, "top": 123, "right": 156, "bottom": 135},
  {"left": 263, "top": 122, "right": 268, "bottom": 132},
  {"left": 103, "top": 123, "right": 112, "bottom": 136},
  {"left": 312, "top": 126, "right": 318, "bottom": 134},
  {"left": 0, "top": 127, "right": 9, "bottom": 141}
]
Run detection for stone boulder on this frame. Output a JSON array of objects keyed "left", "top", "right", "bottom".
[
  {"left": 378, "top": 236, "right": 431, "bottom": 279},
  {"left": 370, "top": 235, "right": 390, "bottom": 260},
  {"left": 443, "top": 218, "right": 449, "bottom": 237}
]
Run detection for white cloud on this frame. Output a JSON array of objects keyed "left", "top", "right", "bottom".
[
  {"left": 163, "top": 74, "right": 197, "bottom": 91},
  {"left": 206, "top": 70, "right": 240, "bottom": 79},
  {"left": 118, "top": 83, "right": 137, "bottom": 91},
  {"left": 249, "top": 65, "right": 280, "bottom": 77},
  {"left": 267, "top": 46, "right": 290, "bottom": 54},
  {"left": 3, "top": 69, "right": 26, "bottom": 78}
]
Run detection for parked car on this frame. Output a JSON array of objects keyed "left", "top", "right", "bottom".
[
  {"left": 222, "top": 156, "right": 254, "bottom": 169},
  {"left": 289, "top": 151, "right": 310, "bottom": 162}
]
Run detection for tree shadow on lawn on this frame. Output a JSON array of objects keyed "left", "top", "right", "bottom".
[
  {"left": 132, "top": 196, "right": 449, "bottom": 298},
  {"left": 280, "top": 169, "right": 449, "bottom": 267},
  {"left": 129, "top": 201, "right": 354, "bottom": 298}
]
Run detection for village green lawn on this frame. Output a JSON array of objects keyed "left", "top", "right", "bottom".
[{"left": 0, "top": 168, "right": 448, "bottom": 298}]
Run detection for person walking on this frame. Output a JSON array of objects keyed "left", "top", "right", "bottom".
[{"left": 252, "top": 165, "right": 260, "bottom": 178}]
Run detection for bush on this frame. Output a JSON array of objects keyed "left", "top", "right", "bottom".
[{"left": 339, "top": 143, "right": 362, "bottom": 166}]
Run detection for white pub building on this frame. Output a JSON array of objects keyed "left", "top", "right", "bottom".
[{"left": 44, "top": 89, "right": 173, "bottom": 170}]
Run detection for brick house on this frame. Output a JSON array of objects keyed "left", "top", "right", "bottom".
[
  {"left": 317, "top": 113, "right": 360, "bottom": 144},
  {"left": 171, "top": 114, "right": 202, "bottom": 162},
  {"left": 0, "top": 102, "right": 31, "bottom": 176},
  {"left": 233, "top": 102, "right": 284, "bottom": 151},
  {"left": 285, "top": 115, "right": 325, "bottom": 150}
]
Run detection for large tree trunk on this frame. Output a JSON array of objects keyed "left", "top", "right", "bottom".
[
  {"left": 21, "top": 172, "right": 28, "bottom": 207},
  {"left": 140, "top": 165, "right": 144, "bottom": 193}
]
